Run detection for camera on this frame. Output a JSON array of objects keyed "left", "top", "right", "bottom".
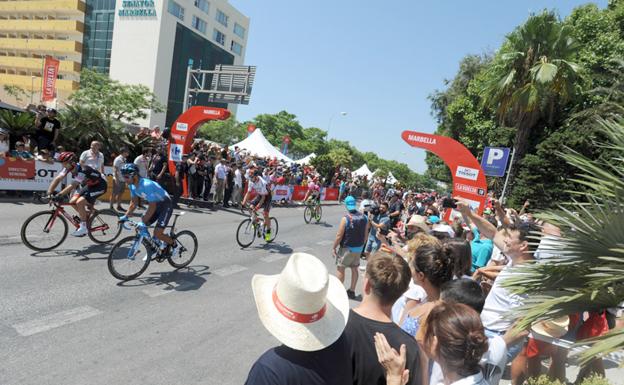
[{"left": 442, "top": 197, "right": 458, "bottom": 209}]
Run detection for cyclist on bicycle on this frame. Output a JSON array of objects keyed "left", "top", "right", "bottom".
[
  {"left": 118, "top": 163, "right": 179, "bottom": 258},
  {"left": 241, "top": 169, "right": 273, "bottom": 241},
  {"left": 47, "top": 151, "right": 108, "bottom": 237},
  {"left": 303, "top": 176, "right": 321, "bottom": 204}
]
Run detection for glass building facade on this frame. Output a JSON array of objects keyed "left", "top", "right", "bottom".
[
  {"left": 166, "top": 22, "right": 234, "bottom": 127},
  {"left": 82, "top": 0, "right": 115, "bottom": 73}
]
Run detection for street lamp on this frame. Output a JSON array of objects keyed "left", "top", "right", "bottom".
[
  {"left": 31, "top": 75, "right": 35, "bottom": 104},
  {"left": 327, "top": 111, "right": 347, "bottom": 137}
]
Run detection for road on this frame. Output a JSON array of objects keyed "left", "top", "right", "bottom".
[{"left": 0, "top": 200, "right": 622, "bottom": 385}]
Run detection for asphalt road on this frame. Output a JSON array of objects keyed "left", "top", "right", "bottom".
[
  {"left": 1, "top": 200, "right": 622, "bottom": 385},
  {"left": 0, "top": 200, "right": 350, "bottom": 385}
]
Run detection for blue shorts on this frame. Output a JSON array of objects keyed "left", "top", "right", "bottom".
[
  {"left": 146, "top": 197, "right": 173, "bottom": 228},
  {"left": 485, "top": 328, "right": 526, "bottom": 364},
  {"left": 365, "top": 237, "right": 380, "bottom": 253}
]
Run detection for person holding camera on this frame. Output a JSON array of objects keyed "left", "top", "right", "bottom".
[{"left": 362, "top": 202, "right": 391, "bottom": 262}]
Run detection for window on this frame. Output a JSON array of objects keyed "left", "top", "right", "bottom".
[
  {"left": 213, "top": 29, "right": 225, "bottom": 45},
  {"left": 194, "top": 0, "right": 209, "bottom": 14},
  {"left": 233, "top": 23, "right": 245, "bottom": 39},
  {"left": 192, "top": 15, "right": 207, "bottom": 34},
  {"left": 167, "top": 0, "right": 185, "bottom": 21},
  {"left": 230, "top": 41, "right": 242, "bottom": 55},
  {"left": 216, "top": 10, "right": 228, "bottom": 27}
]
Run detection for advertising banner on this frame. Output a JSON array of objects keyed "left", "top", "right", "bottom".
[
  {"left": 42, "top": 56, "right": 60, "bottom": 102},
  {"left": 271, "top": 185, "right": 292, "bottom": 202},
  {"left": 401, "top": 131, "right": 488, "bottom": 218},
  {"left": 291, "top": 185, "right": 307, "bottom": 201},
  {"left": 0, "top": 157, "right": 36, "bottom": 179},
  {"left": 323, "top": 188, "right": 339, "bottom": 201}
]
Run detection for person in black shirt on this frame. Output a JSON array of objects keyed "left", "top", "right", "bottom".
[
  {"left": 223, "top": 162, "right": 234, "bottom": 207},
  {"left": 245, "top": 253, "right": 351, "bottom": 385},
  {"left": 36, "top": 108, "right": 60, "bottom": 151},
  {"left": 388, "top": 193, "right": 405, "bottom": 228},
  {"left": 173, "top": 153, "right": 189, "bottom": 208},
  {"left": 203, "top": 157, "right": 215, "bottom": 201},
  {"left": 343, "top": 251, "right": 422, "bottom": 385}
]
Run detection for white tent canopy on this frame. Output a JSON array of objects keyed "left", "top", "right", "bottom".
[
  {"left": 233, "top": 129, "right": 294, "bottom": 163},
  {"left": 296, "top": 153, "right": 316, "bottom": 165},
  {"left": 373, "top": 169, "right": 398, "bottom": 184},
  {"left": 353, "top": 164, "right": 374, "bottom": 179}
]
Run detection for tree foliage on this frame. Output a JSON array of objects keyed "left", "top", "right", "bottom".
[
  {"left": 426, "top": 3, "right": 624, "bottom": 208},
  {"left": 196, "top": 117, "right": 247, "bottom": 145},
  {"left": 69, "top": 69, "right": 164, "bottom": 123}
]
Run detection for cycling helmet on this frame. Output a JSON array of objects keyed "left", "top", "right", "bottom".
[
  {"left": 58, "top": 151, "right": 76, "bottom": 163},
  {"left": 120, "top": 163, "right": 139, "bottom": 176}
]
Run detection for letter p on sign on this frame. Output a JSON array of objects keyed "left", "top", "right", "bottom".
[{"left": 481, "top": 147, "right": 511, "bottom": 177}]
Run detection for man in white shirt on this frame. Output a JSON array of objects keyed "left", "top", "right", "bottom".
[
  {"left": 214, "top": 158, "right": 227, "bottom": 204},
  {"left": 133, "top": 148, "right": 151, "bottom": 178},
  {"left": 111, "top": 147, "right": 130, "bottom": 211},
  {"left": 79, "top": 141, "right": 104, "bottom": 173},
  {"left": 232, "top": 163, "right": 243, "bottom": 207},
  {"left": 456, "top": 200, "right": 541, "bottom": 376}
]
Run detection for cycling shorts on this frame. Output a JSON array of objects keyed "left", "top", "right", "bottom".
[
  {"left": 145, "top": 196, "right": 173, "bottom": 229},
  {"left": 251, "top": 193, "right": 272, "bottom": 214},
  {"left": 74, "top": 178, "right": 108, "bottom": 205}
]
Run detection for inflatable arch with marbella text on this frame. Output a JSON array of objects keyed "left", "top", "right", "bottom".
[
  {"left": 167, "top": 106, "right": 231, "bottom": 196},
  {"left": 401, "top": 131, "right": 488, "bottom": 221}
]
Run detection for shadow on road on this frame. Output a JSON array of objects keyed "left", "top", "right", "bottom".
[
  {"left": 257, "top": 242, "right": 293, "bottom": 254},
  {"left": 116, "top": 264, "right": 211, "bottom": 292},
  {"left": 30, "top": 242, "right": 112, "bottom": 260}
]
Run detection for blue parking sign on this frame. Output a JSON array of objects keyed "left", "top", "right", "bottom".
[{"left": 481, "top": 147, "right": 511, "bottom": 177}]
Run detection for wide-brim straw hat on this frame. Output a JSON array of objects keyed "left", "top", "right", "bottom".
[
  {"left": 251, "top": 253, "right": 350, "bottom": 352},
  {"left": 531, "top": 316, "right": 570, "bottom": 339}
]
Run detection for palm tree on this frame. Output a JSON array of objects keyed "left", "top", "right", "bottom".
[
  {"left": 503, "top": 116, "right": 624, "bottom": 364},
  {"left": 482, "top": 11, "right": 584, "bottom": 182},
  {"left": 0, "top": 110, "right": 35, "bottom": 138}
]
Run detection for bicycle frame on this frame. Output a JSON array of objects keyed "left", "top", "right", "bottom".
[
  {"left": 124, "top": 216, "right": 181, "bottom": 260},
  {"left": 44, "top": 201, "right": 110, "bottom": 233}
]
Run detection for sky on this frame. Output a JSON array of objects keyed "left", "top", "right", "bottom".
[{"left": 228, "top": 0, "right": 608, "bottom": 174}]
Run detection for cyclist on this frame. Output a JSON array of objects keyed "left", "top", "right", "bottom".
[
  {"left": 241, "top": 169, "right": 272, "bottom": 241},
  {"left": 118, "top": 163, "right": 179, "bottom": 258},
  {"left": 303, "top": 176, "right": 321, "bottom": 205},
  {"left": 47, "top": 151, "right": 108, "bottom": 237}
]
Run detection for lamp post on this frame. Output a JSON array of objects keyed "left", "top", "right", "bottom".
[
  {"left": 31, "top": 75, "right": 35, "bottom": 104},
  {"left": 327, "top": 111, "right": 347, "bottom": 138}
]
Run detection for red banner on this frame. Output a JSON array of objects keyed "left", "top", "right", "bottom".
[
  {"left": 401, "top": 131, "right": 487, "bottom": 220},
  {"left": 42, "top": 56, "right": 60, "bottom": 102},
  {"left": 0, "top": 157, "right": 36, "bottom": 179},
  {"left": 324, "top": 188, "right": 339, "bottom": 201},
  {"left": 291, "top": 185, "right": 308, "bottom": 201}
]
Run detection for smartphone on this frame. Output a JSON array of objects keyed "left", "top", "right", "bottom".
[{"left": 442, "top": 197, "right": 457, "bottom": 209}]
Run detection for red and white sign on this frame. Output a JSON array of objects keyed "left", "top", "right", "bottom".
[
  {"left": 291, "top": 185, "right": 308, "bottom": 201},
  {"left": 0, "top": 160, "right": 114, "bottom": 191},
  {"left": 323, "top": 188, "right": 339, "bottom": 201},
  {"left": 0, "top": 157, "right": 35, "bottom": 179},
  {"left": 271, "top": 185, "right": 292, "bottom": 201},
  {"left": 42, "top": 56, "right": 60, "bottom": 102}
]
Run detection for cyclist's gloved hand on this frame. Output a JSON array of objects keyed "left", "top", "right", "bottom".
[
  {"left": 137, "top": 221, "right": 147, "bottom": 230},
  {"left": 118, "top": 215, "right": 128, "bottom": 222}
]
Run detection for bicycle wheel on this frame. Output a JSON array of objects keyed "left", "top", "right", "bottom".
[
  {"left": 315, "top": 205, "right": 323, "bottom": 223},
  {"left": 303, "top": 206, "right": 313, "bottom": 224},
  {"left": 168, "top": 230, "right": 198, "bottom": 269},
  {"left": 107, "top": 236, "right": 152, "bottom": 281},
  {"left": 266, "top": 217, "right": 279, "bottom": 243},
  {"left": 88, "top": 209, "right": 122, "bottom": 244},
  {"left": 236, "top": 219, "right": 256, "bottom": 248},
  {"left": 21, "top": 210, "right": 68, "bottom": 251}
]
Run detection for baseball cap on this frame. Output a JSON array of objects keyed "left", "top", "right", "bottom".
[{"left": 344, "top": 196, "right": 357, "bottom": 211}]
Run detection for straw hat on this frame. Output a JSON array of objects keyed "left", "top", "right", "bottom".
[
  {"left": 407, "top": 215, "right": 430, "bottom": 233},
  {"left": 251, "top": 253, "right": 350, "bottom": 352},
  {"left": 531, "top": 316, "right": 570, "bottom": 338}
]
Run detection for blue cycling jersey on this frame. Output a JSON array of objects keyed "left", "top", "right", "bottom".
[{"left": 129, "top": 178, "right": 170, "bottom": 203}]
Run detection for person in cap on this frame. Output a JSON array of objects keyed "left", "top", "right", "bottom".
[
  {"left": 332, "top": 195, "right": 370, "bottom": 299},
  {"left": 245, "top": 253, "right": 352, "bottom": 385},
  {"left": 343, "top": 251, "right": 423, "bottom": 385}
]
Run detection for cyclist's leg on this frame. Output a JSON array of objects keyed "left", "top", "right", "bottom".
[
  {"left": 152, "top": 199, "right": 174, "bottom": 246},
  {"left": 263, "top": 195, "right": 272, "bottom": 233}
]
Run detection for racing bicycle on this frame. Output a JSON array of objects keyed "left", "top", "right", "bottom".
[
  {"left": 107, "top": 213, "right": 198, "bottom": 281},
  {"left": 21, "top": 196, "right": 122, "bottom": 251},
  {"left": 303, "top": 198, "right": 322, "bottom": 224},
  {"left": 236, "top": 206, "right": 279, "bottom": 248}
]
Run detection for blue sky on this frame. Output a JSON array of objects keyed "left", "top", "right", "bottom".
[{"left": 229, "top": 0, "right": 607, "bottom": 174}]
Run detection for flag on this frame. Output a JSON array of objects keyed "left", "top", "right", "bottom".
[{"left": 42, "top": 56, "right": 60, "bottom": 102}]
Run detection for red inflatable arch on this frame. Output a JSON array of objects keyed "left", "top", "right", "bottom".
[
  {"left": 167, "top": 106, "right": 231, "bottom": 196},
  {"left": 401, "top": 131, "right": 488, "bottom": 220}
]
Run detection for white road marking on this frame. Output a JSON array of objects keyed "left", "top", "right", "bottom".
[
  {"left": 212, "top": 264, "right": 248, "bottom": 277},
  {"left": 260, "top": 254, "right": 287, "bottom": 263},
  {"left": 316, "top": 240, "right": 333, "bottom": 246},
  {"left": 141, "top": 280, "right": 196, "bottom": 297},
  {"left": 294, "top": 246, "right": 314, "bottom": 252},
  {"left": 13, "top": 306, "right": 103, "bottom": 337}
]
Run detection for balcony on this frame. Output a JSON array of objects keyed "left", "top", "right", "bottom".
[
  {"left": 0, "top": 0, "right": 85, "bottom": 14},
  {"left": 0, "top": 20, "right": 84, "bottom": 34},
  {"left": 0, "top": 73, "right": 79, "bottom": 92},
  {"left": 0, "top": 38, "right": 82, "bottom": 54},
  {"left": 0, "top": 56, "right": 80, "bottom": 74}
]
